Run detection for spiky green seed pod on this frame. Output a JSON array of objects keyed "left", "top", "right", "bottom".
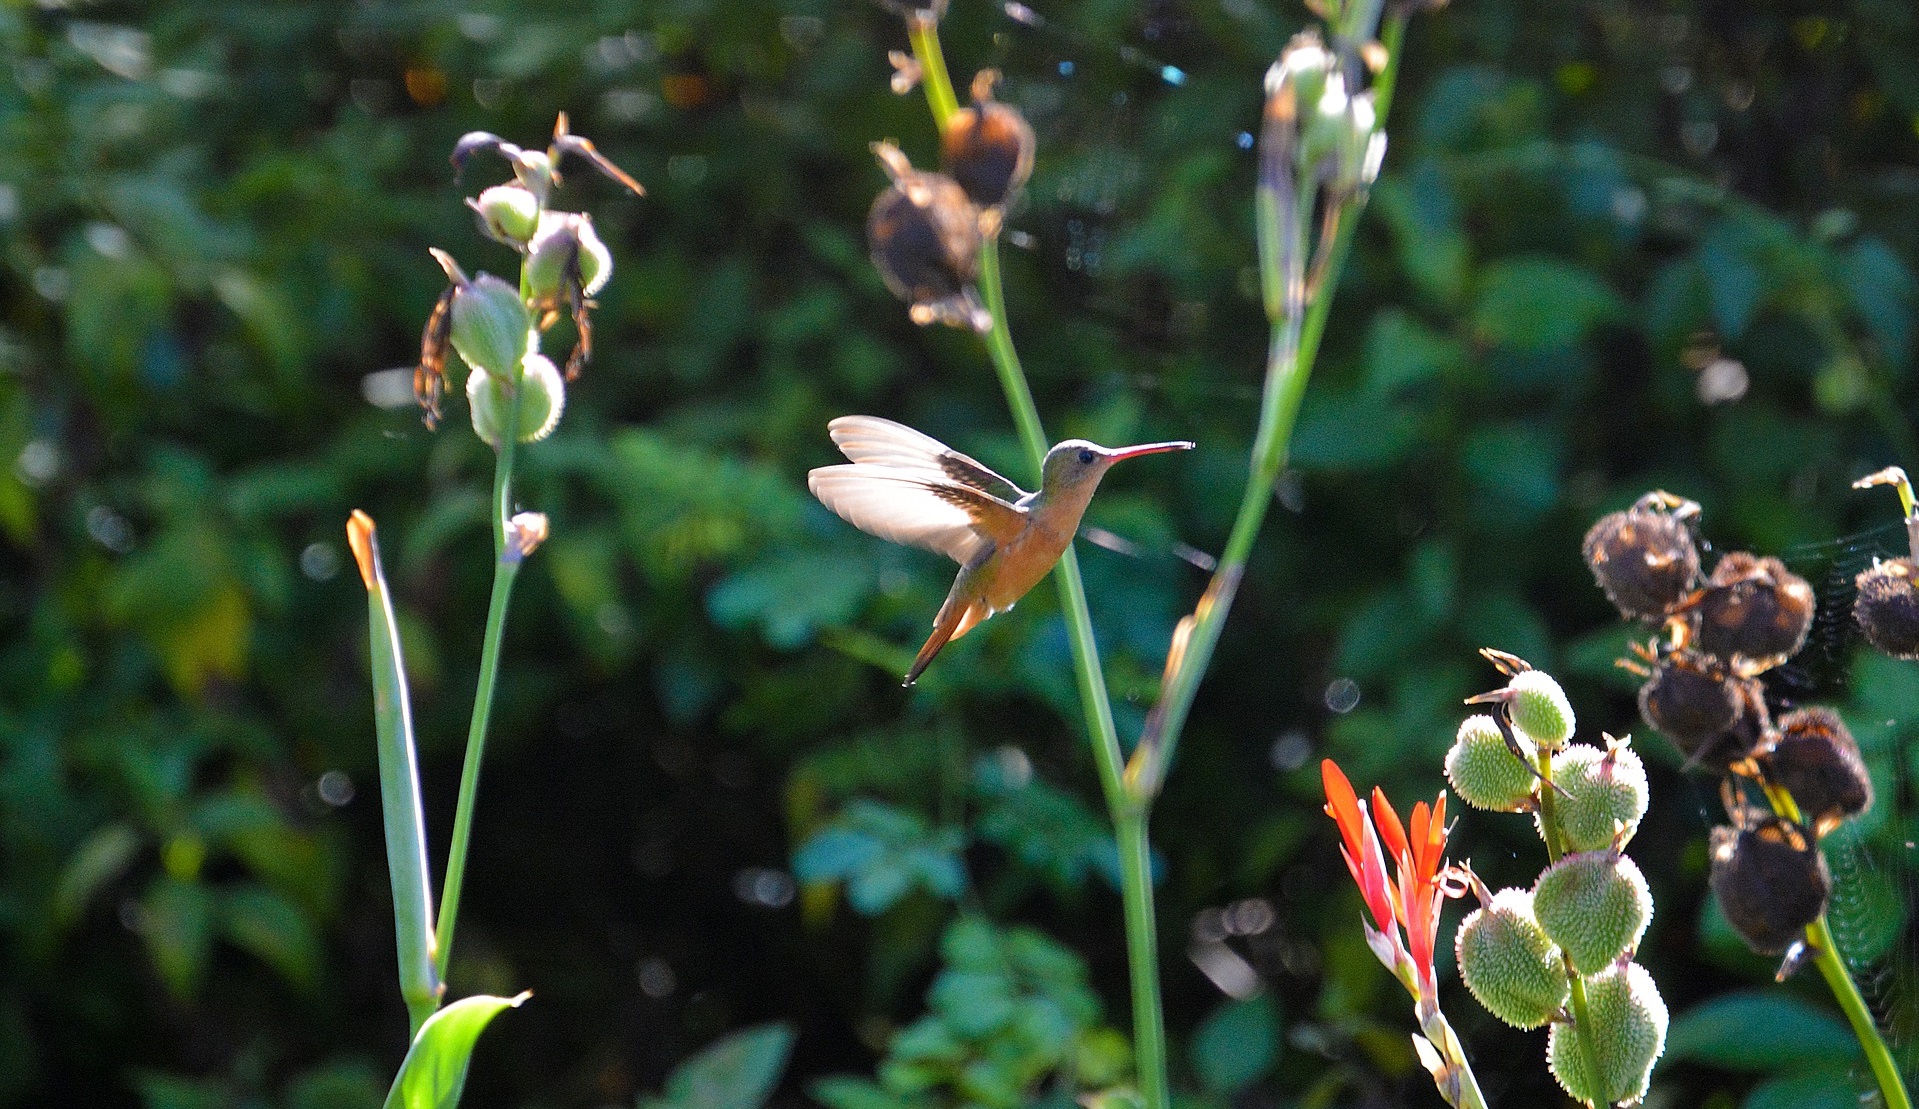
[
  {"left": 448, "top": 273, "right": 532, "bottom": 380},
  {"left": 470, "top": 183, "right": 541, "bottom": 248},
  {"left": 1540, "top": 741, "right": 1649, "bottom": 853},
  {"left": 1508, "top": 669, "right": 1575, "bottom": 747},
  {"left": 1533, "top": 851, "right": 1652, "bottom": 975},
  {"left": 1455, "top": 888, "right": 1567, "bottom": 1030},
  {"left": 1547, "top": 961, "right": 1667, "bottom": 1106},
  {"left": 1446, "top": 713, "right": 1538, "bottom": 812},
  {"left": 469, "top": 352, "right": 565, "bottom": 447}
]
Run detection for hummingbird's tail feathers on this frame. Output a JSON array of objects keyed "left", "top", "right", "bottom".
[
  {"left": 828, "top": 415, "right": 1026, "bottom": 502},
  {"left": 904, "top": 595, "right": 991, "bottom": 685}
]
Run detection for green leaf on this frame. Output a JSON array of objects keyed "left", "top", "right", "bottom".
[
  {"left": 1471, "top": 256, "right": 1622, "bottom": 350},
  {"left": 808, "top": 1076, "right": 925, "bottom": 1109},
  {"left": 647, "top": 1022, "right": 794, "bottom": 1109},
  {"left": 218, "top": 884, "right": 321, "bottom": 991},
  {"left": 53, "top": 822, "right": 141, "bottom": 928},
  {"left": 1742, "top": 1063, "right": 1871, "bottom": 1109},
  {"left": 1662, "top": 992, "right": 1859, "bottom": 1071},
  {"left": 143, "top": 876, "right": 214, "bottom": 1001},
  {"left": 354, "top": 513, "right": 439, "bottom": 1028},
  {"left": 1190, "top": 994, "right": 1280, "bottom": 1094},
  {"left": 382, "top": 992, "right": 530, "bottom": 1109}
]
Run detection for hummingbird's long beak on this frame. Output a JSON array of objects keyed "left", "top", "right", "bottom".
[{"left": 1102, "top": 440, "right": 1196, "bottom": 462}]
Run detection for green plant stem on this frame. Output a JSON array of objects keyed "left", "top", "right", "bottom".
[
  {"left": 1148, "top": 12, "right": 1408, "bottom": 786},
  {"left": 1417, "top": 1006, "right": 1491, "bottom": 1109},
  {"left": 1807, "top": 916, "right": 1912, "bottom": 1109},
  {"left": 909, "top": 26, "right": 1169, "bottom": 1109},
  {"left": 433, "top": 371, "right": 528, "bottom": 983},
  {"left": 1536, "top": 744, "right": 1608, "bottom": 1105},
  {"left": 1762, "top": 785, "right": 1912, "bottom": 1109}
]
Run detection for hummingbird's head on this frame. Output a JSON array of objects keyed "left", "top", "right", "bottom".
[{"left": 1040, "top": 437, "right": 1195, "bottom": 491}]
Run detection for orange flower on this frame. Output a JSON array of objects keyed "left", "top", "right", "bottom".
[{"left": 1322, "top": 759, "right": 1460, "bottom": 998}]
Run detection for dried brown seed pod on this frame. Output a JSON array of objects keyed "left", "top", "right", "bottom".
[
  {"left": 1762, "top": 707, "right": 1872, "bottom": 836},
  {"left": 1854, "top": 557, "right": 1919, "bottom": 660},
  {"left": 1635, "top": 650, "right": 1765, "bottom": 768},
  {"left": 941, "top": 70, "right": 1035, "bottom": 217},
  {"left": 1708, "top": 815, "right": 1829, "bottom": 957},
  {"left": 867, "top": 144, "right": 988, "bottom": 332},
  {"left": 1583, "top": 495, "right": 1701, "bottom": 621},
  {"left": 1692, "top": 552, "right": 1815, "bottom": 670}
]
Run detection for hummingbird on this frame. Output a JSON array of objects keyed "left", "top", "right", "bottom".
[{"left": 808, "top": 415, "right": 1195, "bottom": 685}]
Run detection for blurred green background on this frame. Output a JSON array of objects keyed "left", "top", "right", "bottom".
[{"left": 3, "top": 0, "right": 1917, "bottom": 1106}]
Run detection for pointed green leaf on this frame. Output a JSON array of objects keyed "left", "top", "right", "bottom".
[
  {"left": 382, "top": 992, "right": 529, "bottom": 1109},
  {"left": 650, "top": 1022, "right": 794, "bottom": 1109}
]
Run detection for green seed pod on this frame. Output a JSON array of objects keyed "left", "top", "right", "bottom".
[
  {"left": 526, "top": 212, "right": 613, "bottom": 304},
  {"left": 1533, "top": 850, "right": 1652, "bottom": 975},
  {"left": 1455, "top": 887, "right": 1567, "bottom": 1030},
  {"left": 469, "top": 352, "right": 565, "bottom": 447},
  {"left": 1508, "top": 669, "right": 1575, "bottom": 748},
  {"left": 1547, "top": 961, "right": 1667, "bottom": 1106},
  {"left": 1541, "top": 740, "right": 1649, "bottom": 853},
  {"left": 469, "top": 183, "right": 541, "bottom": 248},
  {"left": 448, "top": 273, "right": 532, "bottom": 380},
  {"left": 1445, "top": 713, "right": 1538, "bottom": 812}
]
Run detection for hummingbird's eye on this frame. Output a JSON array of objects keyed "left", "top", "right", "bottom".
[{"left": 1078, "top": 448, "right": 1095, "bottom": 465}]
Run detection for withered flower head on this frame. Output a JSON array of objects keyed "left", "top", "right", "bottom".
[
  {"left": 1708, "top": 814, "right": 1830, "bottom": 958},
  {"left": 1762, "top": 706, "right": 1872, "bottom": 836},
  {"left": 941, "top": 70, "right": 1036, "bottom": 221},
  {"left": 867, "top": 143, "right": 988, "bottom": 332},
  {"left": 1583, "top": 492, "right": 1702, "bottom": 621},
  {"left": 1692, "top": 551, "right": 1815, "bottom": 671},
  {"left": 1854, "top": 556, "right": 1919, "bottom": 660}
]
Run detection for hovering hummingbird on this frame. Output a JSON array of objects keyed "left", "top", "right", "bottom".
[{"left": 808, "top": 415, "right": 1195, "bottom": 685}]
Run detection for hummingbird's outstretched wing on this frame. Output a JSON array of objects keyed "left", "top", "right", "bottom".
[
  {"left": 826, "top": 415, "right": 1028, "bottom": 503},
  {"left": 808, "top": 464, "right": 1025, "bottom": 566}
]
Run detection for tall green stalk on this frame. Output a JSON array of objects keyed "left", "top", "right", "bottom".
[
  {"left": 908, "top": 30, "right": 1169, "bottom": 1108},
  {"left": 1763, "top": 784, "right": 1912, "bottom": 1109},
  {"left": 433, "top": 361, "right": 529, "bottom": 979}
]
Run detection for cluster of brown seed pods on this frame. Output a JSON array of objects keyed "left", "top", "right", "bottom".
[
  {"left": 866, "top": 70, "right": 1036, "bottom": 332},
  {"left": 1584, "top": 492, "right": 1874, "bottom": 968}
]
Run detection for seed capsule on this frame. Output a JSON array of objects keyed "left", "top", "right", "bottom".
[
  {"left": 1445, "top": 713, "right": 1538, "bottom": 813},
  {"left": 1692, "top": 552, "right": 1815, "bottom": 670},
  {"left": 448, "top": 273, "right": 533, "bottom": 381},
  {"left": 1708, "top": 816, "right": 1830, "bottom": 956},
  {"left": 1533, "top": 850, "right": 1651, "bottom": 975},
  {"left": 1762, "top": 707, "right": 1872, "bottom": 836},
  {"left": 1854, "top": 557, "right": 1919, "bottom": 660},
  {"left": 1635, "top": 650, "right": 1764, "bottom": 768},
  {"left": 941, "top": 70, "right": 1035, "bottom": 218},
  {"left": 1455, "top": 887, "right": 1567, "bottom": 1030},
  {"left": 1583, "top": 497, "right": 1701, "bottom": 620},
  {"left": 867, "top": 144, "right": 988, "bottom": 332},
  {"left": 468, "top": 352, "right": 566, "bottom": 447},
  {"left": 1540, "top": 740, "right": 1649, "bottom": 853},
  {"left": 1546, "top": 961, "right": 1667, "bottom": 1107}
]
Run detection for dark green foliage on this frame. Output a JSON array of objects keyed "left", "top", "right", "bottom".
[{"left": 2, "top": 0, "right": 1918, "bottom": 1106}]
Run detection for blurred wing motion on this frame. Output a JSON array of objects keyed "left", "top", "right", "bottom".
[{"left": 809, "top": 416, "right": 1028, "bottom": 566}]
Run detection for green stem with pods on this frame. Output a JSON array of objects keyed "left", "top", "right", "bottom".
[{"left": 908, "top": 27, "right": 1168, "bottom": 1109}]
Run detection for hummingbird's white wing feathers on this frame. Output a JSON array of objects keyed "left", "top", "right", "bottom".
[
  {"left": 808, "top": 464, "right": 1024, "bottom": 565},
  {"left": 827, "top": 415, "right": 1027, "bottom": 503}
]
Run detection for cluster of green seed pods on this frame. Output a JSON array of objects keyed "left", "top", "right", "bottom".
[{"left": 1447, "top": 658, "right": 1666, "bottom": 1106}]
